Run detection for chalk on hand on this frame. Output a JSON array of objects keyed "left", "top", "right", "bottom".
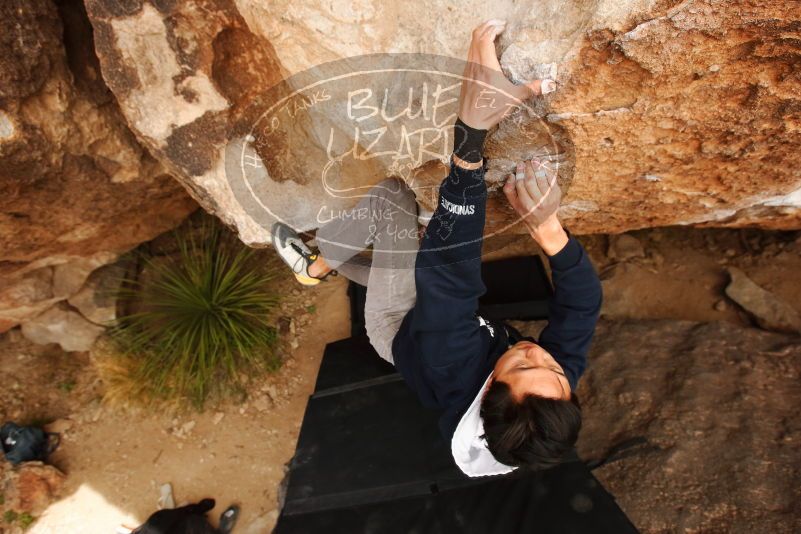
[{"left": 541, "top": 79, "right": 557, "bottom": 94}]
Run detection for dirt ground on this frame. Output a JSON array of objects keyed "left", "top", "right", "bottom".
[
  {"left": 1, "top": 226, "right": 799, "bottom": 533},
  {"left": 579, "top": 319, "right": 801, "bottom": 532},
  {"left": 1, "top": 266, "right": 351, "bottom": 533}
]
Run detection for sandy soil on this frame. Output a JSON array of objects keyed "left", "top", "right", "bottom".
[
  {"left": 1, "top": 227, "right": 799, "bottom": 533},
  {"left": 1, "top": 272, "right": 351, "bottom": 533}
]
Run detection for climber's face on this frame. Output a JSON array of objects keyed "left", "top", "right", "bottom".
[{"left": 491, "top": 341, "right": 570, "bottom": 400}]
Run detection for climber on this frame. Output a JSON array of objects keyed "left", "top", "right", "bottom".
[{"left": 271, "top": 20, "right": 602, "bottom": 476}]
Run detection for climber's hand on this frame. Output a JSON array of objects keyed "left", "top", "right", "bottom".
[
  {"left": 458, "top": 20, "right": 554, "bottom": 131},
  {"left": 503, "top": 159, "right": 567, "bottom": 255}
]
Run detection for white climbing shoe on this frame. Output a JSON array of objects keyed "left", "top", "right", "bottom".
[{"left": 271, "top": 222, "right": 334, "bottom": 286}]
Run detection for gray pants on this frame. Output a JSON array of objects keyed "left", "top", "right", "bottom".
[{"left": 316, "top": 178, "right": 421, "bottom": 364}]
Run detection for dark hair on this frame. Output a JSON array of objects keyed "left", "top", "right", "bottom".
[{"left": 480, "top": 380, "right": 582, "bottom": 470}]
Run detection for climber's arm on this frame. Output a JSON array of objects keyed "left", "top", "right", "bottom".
[
  {"left": 396, "top": 20, "right": 556, "bottom": 405},
  {"left": 410, "top": 18, "right": 550, "bottom": 351},
  {"left": 502, "top": 161, "right": 602, "bottom": 389},
  {"left": 411, "top": 18, "right": 554, "bottom": 358}
]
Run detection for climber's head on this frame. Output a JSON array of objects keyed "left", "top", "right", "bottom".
[{"left": 480, "top": 340, "right": 581, "bottom": 470}]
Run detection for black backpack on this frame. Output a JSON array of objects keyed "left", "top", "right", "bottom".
[{"left": 0, "top": 422, "right": 59, "bottom": 465}]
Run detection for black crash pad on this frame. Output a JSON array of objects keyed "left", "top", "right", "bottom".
[
  {"left": 478, "top": 254, "right": 552, "bottom": 322},
  {"left": 276, "top": 336, "right": 637, "bottom": 533},
  {"left": 277, "top": 457, "right": 635, "bottom": 534},
  {"left": 347, "top": 255, "right": 552, "bottom": 338}
]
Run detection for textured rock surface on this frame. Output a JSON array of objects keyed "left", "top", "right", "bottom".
[
  {"left": 83, "top": 0, "right": 800, "bottom": 247},
  {"left": 0, "top": 252, "right": 115, "bottom": 333},
  {"left": 67, "top": 262, "right": 125, "bottom": 325},
  {"left": 725, "top": 266, "right": 801, "bottom": 334},
  {"left": 21, "top": 301, "right": 105, "bottom": 351},
  {"left": 0, "top": 461, "right": 65, "bottom": 515},
  {"left": 513, "top": 318, "right": 801, "bottom": 532},
  {"left": 0, "top": 0, "right": 197, "bottom": 332},
  {"left": 607, "top": 233, "right": 645, "bottom": 261}
]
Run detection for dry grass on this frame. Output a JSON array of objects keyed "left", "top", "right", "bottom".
[{"left": 90, "top": 335, "right": 183, "bottom": 413}]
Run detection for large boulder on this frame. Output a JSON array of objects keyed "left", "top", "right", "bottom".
[
  {"left": 82, "top": 0, "right": 800, "bottom": 247},
  {"left": 0, "top": 0, "right": 198, "bottom": 333}
]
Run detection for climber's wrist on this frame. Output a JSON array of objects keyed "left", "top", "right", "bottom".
[
  {"left": 529, "top": 215, "right": 568, "bottom": 256},
  {"left": 452, "top": 117, "right": 487, "bottom": 164},
  {"left": 452, "top": 153, "right": 483, "bottom": 170}
]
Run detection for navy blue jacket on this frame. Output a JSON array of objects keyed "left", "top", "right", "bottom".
[{"left": 391, "top": 160, "right": 602, "bottom": 439}]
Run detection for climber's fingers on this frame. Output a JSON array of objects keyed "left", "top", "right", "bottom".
[
  {"left": 503, "top": 173, "right": 525, "bottom": 214},
  {"left": 469, "top": 20, "right": 505, "bottom": 73},
  {"left": 479, "top": 19, "right": 506, "bottom": 40},
  {"left": 522, "top": 160, "right": 548, "bottom": 206},
  {"left": 513, "top": 162, "right": 537, "bottom": 212},
  {"left": 466, "top": 22, "right": 557, "bottom": 104}
]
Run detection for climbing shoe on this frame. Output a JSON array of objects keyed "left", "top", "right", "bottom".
[{"left": 271, "top": 222, "right": 336, "bottom": 286}]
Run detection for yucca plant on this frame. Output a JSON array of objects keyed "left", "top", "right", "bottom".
[{"left": 110, "top": 219, "right": 279, "bottom": 407}]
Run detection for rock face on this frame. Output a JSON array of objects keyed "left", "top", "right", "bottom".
[
  {"left": 607, "top": 233, "right": 645, "bottom": 262},
  {"left": 0, "top": 0, "right": 197, "bottom": 333},
  {"left": 0, "top": 461, "right": 65, "bottom": 515},
  {"left": 21, "top": 301, "right": 105, "bottom": 352},
  {"left": 725, "top": 267, "right": 801, "bottom": 334},
  {"left": 513, "top": 319, "right": 801, "bottom": 532},
  {"left": 82, "top": 0, "right": 800, "bottom": 248},
  {"left": 67, "top": 262, "right": 125, "bottom": 325}
]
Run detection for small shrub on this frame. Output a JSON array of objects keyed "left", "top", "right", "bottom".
[
  {"left": 3, "top": 510, "right": 17, "bottom": 523},
  {"left": 18, "top": 512, "right": 34, "bottom": 529},
  {"left": 110, "top": 219, "right": 279, "bottom": 407}
]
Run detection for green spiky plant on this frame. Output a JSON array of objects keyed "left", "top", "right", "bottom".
[{"left": 110, "top": 219, "right": 279, "bottom": 407}]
